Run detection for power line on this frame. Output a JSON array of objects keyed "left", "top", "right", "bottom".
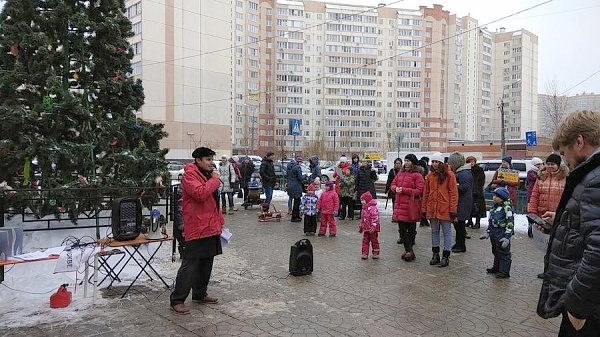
[
  {"left": 142, "top": 0, "right": 404, "bottom": 67},
  {"left": 142, "top": 0, "right": 553, "bottom": 109},
  {"left": 561, "top": 69, "right": 600, "bottom": 96}
]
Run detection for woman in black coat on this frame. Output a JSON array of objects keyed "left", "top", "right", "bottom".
[
  {"left": 355, "top": 160, "right": 378, "bottom": 199},
  {"left": 466, "top": 156, "right": 486, "bottom": 228},
  {"left": 385, "top": 158, "right": 403, "bottom": 200}
]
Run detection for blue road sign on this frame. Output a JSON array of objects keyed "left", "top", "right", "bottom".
[
  {"left": 289, "top": 119, "right": 301, "bottom": 136},
  {"left": 526, "top": 131, "right": 537, "bottom": 147}
]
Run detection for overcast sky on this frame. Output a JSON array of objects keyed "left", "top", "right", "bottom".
[
  {"left": 316, "top": 0, "right": 600, "bottom": 95},
  {"left": 1, "top": 0, "right": 598, "bottom": 95}
]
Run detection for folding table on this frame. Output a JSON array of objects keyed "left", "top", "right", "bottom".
[{"left": 92, "top": 235, "right": 173, "bottom": 300}]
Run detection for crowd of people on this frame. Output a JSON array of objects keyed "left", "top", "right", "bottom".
[{"left": 169, "top": 110, "right": 600, "bottom": 337}]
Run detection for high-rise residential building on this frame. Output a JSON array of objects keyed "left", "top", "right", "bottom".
[
  {"left": 125, "top": 0, "right": 233, "bottom": 159},
  {"left": 232, "top": 1, "right": 538, "bottom": 159},
  {"left": 492, "top": 28, "right": 538, "bottom": 142},
  {"left": 538, "top": 92, "right": 600, "bottom": 139}
]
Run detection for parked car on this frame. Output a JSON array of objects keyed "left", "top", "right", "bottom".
[
  {"left": 168, "top": 162, "right": 185, "bottom": 180},
  {"left": 478, "top": 159, "right": 534, "bottom": 190},
  {"left": 320, "top": 166, "right": 335, "bottom": 182}
]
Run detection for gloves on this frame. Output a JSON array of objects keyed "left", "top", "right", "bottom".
[
  {"left": 480, "top": 231, "right": 490, "bottom": 240},
  {"left": 499, "top": 237, "right": 510, "bottom": 249},
  {"left": 504, "top": 228, "right": 513, "bottom": 239}
]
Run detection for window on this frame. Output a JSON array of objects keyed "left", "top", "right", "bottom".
[
  {"left": 131, "top": 42, "right": 142, "bottom": 55},
  {"left": 125, "top": 2, "right": 142, "bottom": 18},
  {"left": 130, "top": 61, "right": 141, "bottom": 76},
  {"left": 249, "top": 1, "right": 258, "bottom": 11},
  {"left": 132, "top": 22, "right": 142, "bottom": 35}
]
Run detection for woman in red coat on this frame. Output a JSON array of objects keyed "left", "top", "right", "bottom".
[{"left": 391, "top": 154, "right": 425, "bottom": 261}]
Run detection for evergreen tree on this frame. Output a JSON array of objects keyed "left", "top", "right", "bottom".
[{"left": 0, "top": 0, "right": 168, "bottom": 219}]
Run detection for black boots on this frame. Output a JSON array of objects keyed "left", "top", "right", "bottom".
[
  {"left": 439, "top": 250, "right": 450, "bottom": 268},
  {"left": 430, "top": 247, "right": 440, "bottom": 265}
]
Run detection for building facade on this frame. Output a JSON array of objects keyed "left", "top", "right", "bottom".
[
  {"left": 125, "top": 0, "right": 233, "bottom": 160},
  {"left": 538, "top": 92, "right": 600, "bottom": 139}
]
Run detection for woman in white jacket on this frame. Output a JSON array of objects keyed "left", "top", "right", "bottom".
[{"left": 218, "top": 156, "right": 239, "bottom": 214}]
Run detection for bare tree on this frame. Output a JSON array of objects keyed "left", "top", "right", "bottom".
[
  {"left": 303, "top": 133, "right": 326, "bottom": 160},
  {"left": 541, "top": 80, "right": 569, "bottom": 137}
]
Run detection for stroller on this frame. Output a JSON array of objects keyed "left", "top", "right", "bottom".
[
  {"left": 244, "top": 178, "right": 263, "bottom": 209},
  {"left": 259, "top": 203, "right": 282, "bottom": 222}
]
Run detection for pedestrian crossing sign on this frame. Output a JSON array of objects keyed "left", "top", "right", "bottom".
[{"left": 289, "top": 119, "right": 301, "bottom": 136}]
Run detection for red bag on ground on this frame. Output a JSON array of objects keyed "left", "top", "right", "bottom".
[{"left": 50, "top": 284, "right": 72, "bottom": 308}]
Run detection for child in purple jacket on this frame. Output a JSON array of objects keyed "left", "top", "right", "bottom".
[{"left": 359, "top": 191, "right": 381, "bottom": 259}]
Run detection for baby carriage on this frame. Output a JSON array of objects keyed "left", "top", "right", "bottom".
[{"left": 244, "top": 178, "right": 263, "bottom": 209}]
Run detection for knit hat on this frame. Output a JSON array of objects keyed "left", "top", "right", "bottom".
[
  {"left": 313, "top": 177, "right": 321, "bottom": 184},
  {"left": 265, "top": 151, "right": 275, "bottom": 157},
  {"left": 546, "top": 153, "right": 561, "bottom": 166},
  {"left": 360, "top": 191, "right": 373, "bottom": 204},
  {"left": 421, "top": 156, "right": 429, "bottom": 164},
  {"left": 465, "top": 156, "right": 477, "bottom": 164},
  {"left": 502, "top": 156, "right": 512, "bottom": 165},
  {"left": 339, "top": 156, "right": 348, "bottom": 163},
  {"left": 447, "top": 152, "right": 466, "bottom": 171},
  {"left": 232, "top": 155, "right": 239, "bottom": 162},
  {"left": 493, "top": 187, "right": 510, "bottom": 201},
  {"left": 430, "top": 152, "right": 444, "bottom": 163},
  {"left": 307, "top": 184, "right": 316, "bottom": 192},
  {"left": 531, "top": 157, "right": 543, "bottom": 166},
  {"left": 404, "top": 154, "right": 418, "bottom": 166},
  {"left": 325, "top": 181, "right": 334, "bottom": 188},
  {"left": 192, "top": 147, "right": 216, "bottom": 158}
]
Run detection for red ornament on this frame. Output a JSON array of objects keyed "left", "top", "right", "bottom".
[
  {"left": 113, "top": 74, "right": 122, "bottom": 81},
  {"left": 111, "top": 138, "right": 119, "bottom": 147}
]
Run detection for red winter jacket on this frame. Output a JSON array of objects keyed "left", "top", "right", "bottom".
[
  {"left": 317, "top": 188, "right": 340, "bottom": 215},
  {"left": 181, "top": 163, "right": 224, "bottom": 242},
  {"left": 360, "top": 192, "right": 380, "bottom": 233},
  {"left": 391, "top": 168, "right": 425, "bottom": 223}
]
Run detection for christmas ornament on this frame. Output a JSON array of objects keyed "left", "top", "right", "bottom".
[
  {"left": 132, "top": 124, "right": 142, "bottom": 132},
  {"left": 23, "top": 159, "right": 31, "bottom": 186},
  {"left": 49, "top": 199, "right": 56, "bottom": 206},
  {"left": 113, "top": 74, "right": 122, "bottom": 81},
  {"left": 106, "top": 113, "right": 113, "bottom": 119},
  {"left": 10, "top": 44, "right": 19, "bottom": 57},
  {"left": 111, "top": 138, "right": 119, "bottom": 147},
  {"left": 72, "top": 73, "right": 79, "bottom": 81},
  {"left": 42, "top": 96, "right": 52, "bottom": 111},
  {"left": 137, "top": 140, "right": 146, "bottom": 149}
]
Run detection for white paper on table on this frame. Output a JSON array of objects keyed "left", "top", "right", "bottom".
[
  {"left": 220, "top": 228, "right": 232, "bottom": 247},
  {"left": 43, "top": 246, "right": 67, "bottom": 256},
  {"left": 9, "top": 251, "right": 48, "bottom": 261}
]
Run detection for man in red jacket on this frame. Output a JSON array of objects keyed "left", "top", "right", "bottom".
[{"left": 170, "top": 147, "right": 225, "bottom": 315}]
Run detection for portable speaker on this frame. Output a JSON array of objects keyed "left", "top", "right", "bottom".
[
  {"left": 289, "top": 239, "right": 313, "bottom": 276},
  {"left": 111, "top": 197, "right": 142, "bottom": 241}
]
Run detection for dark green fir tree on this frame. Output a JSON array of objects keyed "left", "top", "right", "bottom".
[{"left": 0, "top": 0, "right": 168, "bottom": 219}]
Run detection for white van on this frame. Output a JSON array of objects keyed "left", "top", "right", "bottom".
[{"left": 477, "top": 159, "right": 534, "bottom": 189}]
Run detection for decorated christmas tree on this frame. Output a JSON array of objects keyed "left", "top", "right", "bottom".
[{"left": 0, "top": 0, "right": 168, "bottom": 219}]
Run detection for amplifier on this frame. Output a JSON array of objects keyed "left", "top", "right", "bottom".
[
  {"left": 111, "top": 197, "right": 142, "bottom": 241},
  {"left": 289, "top": 239, "right": 313, "bottom": 276}
]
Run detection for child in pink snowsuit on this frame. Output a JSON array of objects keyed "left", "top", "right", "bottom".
[
  {"left": 359, "top": 191, "right": 381, "bottom": 259},
  {"left": 317, "top": 181, "right": 340, "bottom": 237}
]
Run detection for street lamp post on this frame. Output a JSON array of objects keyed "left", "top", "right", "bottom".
[{"left": 499, "top": 78, "right": 521, "bottom": 158}]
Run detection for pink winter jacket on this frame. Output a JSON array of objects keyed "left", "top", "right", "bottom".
[
  {"left": 390, "top": 168, "right": 425, "bottom": 223},
  {"left": 359, "top": 192, "right": 380, "bottom": 233},
  {"left": 317, "top": 189, "right": 340, "bottom": 215},
  {"left": 527, "top": 167, "right": 567, "bottom": 216}
]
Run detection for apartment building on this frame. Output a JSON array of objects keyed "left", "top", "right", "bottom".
[
  {"left": 492, "top": 28, "right": 539, "bottom": 142},
  {"left": 538, "top": 92, "right": 600, "bottom": 139},
  {"left": 232, "top": 1, "right": 538, "bottom": 159},
  {"left": 125, "top": 0, "right": 233, "bottom": 160}
]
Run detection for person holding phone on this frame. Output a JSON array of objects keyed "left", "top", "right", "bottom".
[
  {"left": 170, "top": 147, "right": 224, "bottom": 315},
  {"left": 536, "top": 111, "right": 600, "bottom": 336}
]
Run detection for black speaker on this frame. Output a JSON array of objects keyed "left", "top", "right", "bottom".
[
  {"left": 111, "top": 197, "right": 142, "bottom": 241},
  {"left": 289, "top": 239, "right": 313, "bottom": 276}
]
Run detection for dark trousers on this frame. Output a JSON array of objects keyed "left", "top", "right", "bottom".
[
  {"left": 398, "top": 222, "right": 417, "bottom": 252},
  {"left": 489, "top": 227, "right": 511, "bottom": 273},
  {"left": 303, "top": 214, "right": 317, "bottom": 233},
  {"left": 242, "top": 186, "right": 249, "bottom": 202},
  {"left": 453, "top": 220, "right": 467, "bottom": 250},
  {"left": 340, "top": 196, "right": 354, "bottom": 219},
  {"left": 559, "top": 312, "right": 600, "bottom": 336},
  {"left": 170, "top": 256, "right": 215, "bottom": 305},
  {"left": 220, "top": 192, "right": 234, "bottom": 209},
  {"left": 292, "top": 197, "right": 301, "bottom": 219}
]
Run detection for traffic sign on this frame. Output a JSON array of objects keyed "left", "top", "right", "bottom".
[
  {"left": 526, "top": 131, "right": 537, "bottom": 147},
  {"left": 289, "top": 119, "right": 302, "bottom": 136}
]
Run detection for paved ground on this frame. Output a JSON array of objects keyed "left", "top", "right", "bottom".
[{"left": 3, "top": 200, "right": 561, "bottom": 337}]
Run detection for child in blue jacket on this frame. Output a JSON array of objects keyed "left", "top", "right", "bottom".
[{"left": 480, "top": 188, "right": 514, "bottom": 278}]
